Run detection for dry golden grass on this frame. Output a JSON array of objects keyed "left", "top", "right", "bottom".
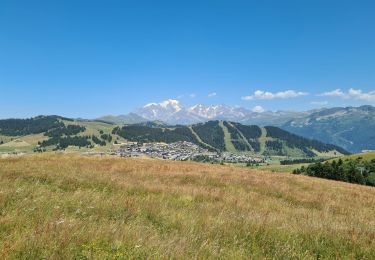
[{"left": 1, "top": 154, "right": 375, "bottom": 259}]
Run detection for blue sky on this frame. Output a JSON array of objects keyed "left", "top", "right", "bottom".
[{"left": 1, "top": 0, "right": 374, "bottom": 119}]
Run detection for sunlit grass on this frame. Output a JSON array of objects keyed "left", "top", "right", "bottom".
[
  {"left": 1, "top": 154, "right": 375, "bottom": 259},
  {"left": 339, "top": 151, "right": 375, "bottom": 161},
  {"left": 254, "top": 163, "right": 309, "bottom": 173}
]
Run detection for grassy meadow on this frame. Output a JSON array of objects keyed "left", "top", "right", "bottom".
[
  {"left": 337, "top": 151, "right": 375, "bottom": 161},
  {"left": 253, "top": 162, "right": 309, "bottom": 173},
  {"left": 1, "top": 154, "right": 375, "bottom": 259}
]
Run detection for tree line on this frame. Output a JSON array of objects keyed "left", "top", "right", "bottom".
[
  {"left": 265, "top": 126, "right": 350, "bottom": 155},
  {"left": 293, "top": 157, "right": 375, "bottom": 186},
  {"left": 0, "top": 116, "right": 66, "bottom": 136},
  {"left": 113, "top": 125, "right": 201, "bottom": 146},
  {"left": 37, "top": 123, "right": 112, "bottom": 150},
  {"left": 280, "top": 158, "right": 328, "bottom": 165}
]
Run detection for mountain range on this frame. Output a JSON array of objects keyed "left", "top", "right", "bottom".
[
  {"left": 135, "top": 99, "right": 313, "bottom": 125},
  {"left": 97, "top": 101, "right": 375, "bottom": 153},
  {"left": 282, "top": 105, "right": 375, "bottom": 153},
  {"left": 98, "top": 99, "right": 310, "bottom": 125}
]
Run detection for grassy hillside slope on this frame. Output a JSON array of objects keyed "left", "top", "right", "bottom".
[
  {"left": 1, "top": 154, "right": 375, "bottom": 258},
  {"left": 338, "top": 151, "right": 375, "bottom": 161},
  {"left": 0, "top": 118, "right": 121, "bottom": 154}
]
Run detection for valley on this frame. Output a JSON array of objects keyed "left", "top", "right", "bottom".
[
  {"left": 0, "top": 116, "right": 348, "bottom": 167},
  {"left": 2, "top": 115, "right": 375, "bottom": 188}
]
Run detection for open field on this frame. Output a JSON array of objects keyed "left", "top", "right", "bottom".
[
  {"left": 339, "top": 151, "right": 375, "bottom": 161},
  {"left": 253, "top": 163, "right": 309, "bottom": 173},
  {"left": 0, "top": 133, "right": 48, "bottom": 153},
  {"left": 260, "top": 151, "right": 375, "bottom": 174},
  {"left": 1, "top": 154, "right": 375, "bottom": 259}
]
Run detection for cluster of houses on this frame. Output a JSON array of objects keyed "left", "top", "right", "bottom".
[
  {"left": 112, "top": 141, "right": 265, "bottom": 164},
  {"left": 114, "top": 141, "right": 207, "bottom": 161},
  {"left": 205, "top": 153, "right": 265, "bottom": 164}
]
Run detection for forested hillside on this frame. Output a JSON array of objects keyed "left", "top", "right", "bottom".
[
  {"left": 114, "top": 120, "right": 349, "bottom": 157},
  {"left": 0, "top": 116, "right": 69, "bottom": 136},
  {"left": 0, "top": 116, "right": 349, "bottom": 157},
  {"left": 191, "top": 121, "right": 225, "bottom": 151},
  {"left": 265, "top": 126, "right": 349, "bottom": 155},
  {"left": 0, "top": 116, "right": 113, "bottom": 152},
  {"left": 293, "top": 154, "right": 375, "bottom": 187},
  {"left": 112, "top": 125, "right": 199, "bottom": 144}
]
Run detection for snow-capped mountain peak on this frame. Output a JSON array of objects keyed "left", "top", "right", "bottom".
[
  {"left": 187, "top": 104, "right": 246, "bottom": 119},
  {"left": 159, "top": 99, "right": 182, "bottom": 111},
  {"left": 136, "top": 99, "right": 186, "bottom": 123},
  {"left": 137, "top": 100, "right": 255, "bottom": 124},
  {"left": 144, "top": 99, "right": 182, "bottom": 111},
  {"left": 136, "top": 99, "right": 309, "bottom": 125}
]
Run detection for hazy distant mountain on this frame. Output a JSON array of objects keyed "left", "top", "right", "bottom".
[
  {"left": 282, "top": 105, "right": 375, "bottom": 153},
  {"left": 96, "top": 113, "right": 147, "bottom": 125},
  {"left": 239, "top": 110, "right": 310, "bottom": 126}
]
